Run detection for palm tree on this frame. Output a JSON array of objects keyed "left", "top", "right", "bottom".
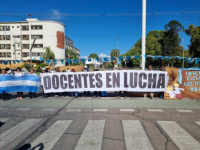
[
  {"left": 66, "top": 49, "right": 77, "bottom": 59},
  {"left": 110, "top": 49, "right": 120, "bottom": 57},
  {"left": 43, "top": 47, "right": 55, "bottom": 60}
]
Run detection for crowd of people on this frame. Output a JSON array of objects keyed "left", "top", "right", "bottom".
[{"left": 0, "top": 65, "right": 164, "bottom": 101}]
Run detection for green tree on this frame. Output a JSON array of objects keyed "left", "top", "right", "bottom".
[
  {"left": 110, "top": 49, "right": 120, "bottom": 57},
  {"left": 88, "top": 53, "right": 98, "bottom": 58},
  {"left": 66, "top": 49, "right": 77, "bottom": 59},
  {"left": 43, "top": 46, "right": 55, "bottom": 60},
  {"left": 161, "top": 20, "right": 184, "bottom": 66},
  {"left": 185, "top": 24, "right": 200, "bottom": 57}
]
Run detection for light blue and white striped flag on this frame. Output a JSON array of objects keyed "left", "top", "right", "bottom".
[{"left": 0, "top": 75, "right": 40, "bottom": 93}]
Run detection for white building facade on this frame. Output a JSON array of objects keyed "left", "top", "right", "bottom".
[{"left": 0, "top": 18, "right": 65, "bottom": 62}]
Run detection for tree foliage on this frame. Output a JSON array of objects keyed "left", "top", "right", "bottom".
[
  {"left": 66, "top": 49, "right": 78, "bottom": 59},
  {"left": 43, "top": 47, "right": 55, "bottom": 60},
  {"left": 88, "top": 53, "right": 98, "bottom": 58},
  {"left": 110, "top": 49, "right": 120, "bottom": 57},
  {"left": 161, "top": 20, "right": 184, "bottom": 66},
  {"left": 185, "top": 25, "right": 200, "bottom": 57}
]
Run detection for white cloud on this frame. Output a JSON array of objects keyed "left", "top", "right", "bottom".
[{"left": 49, "top": 9, "right": 62, "bottom": 21}]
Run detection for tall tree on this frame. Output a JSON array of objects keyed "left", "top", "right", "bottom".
[
  {"left": 43, "top": 46, "right": 55, "bottom": 60},
  {"left": 66, "top": 49, "right": 77, "bottom": 59},
  {"left": 88, "top": 53, "right": 98, "bottom": 58},
  {"left": 110, "top": 49, "right": 120, "bottom": 57},
  {"left": 185, "top": 25, "right": 200, "bottom": 57},
  {"left": 161, "top": 20, "right": 184, "bottom": 66}
]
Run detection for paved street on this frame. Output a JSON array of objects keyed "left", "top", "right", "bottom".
[{"left": 0, "top": 93, "right": 200, "bottom": 150}]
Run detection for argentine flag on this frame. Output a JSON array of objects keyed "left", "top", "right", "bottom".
[{"left": 0, "top": 75, "right": 40, "bottom": 93}]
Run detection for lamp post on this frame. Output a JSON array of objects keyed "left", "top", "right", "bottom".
[
  {"left": 141, "top": 0, "right": 146, "bottom": 70},
  {"left": 30, "top": 38, "right": 36, "bottom": 68}
]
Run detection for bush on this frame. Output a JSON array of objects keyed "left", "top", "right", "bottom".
[
  {"left": 23, "top": 64, "right": 31, "bottom": 71},
  {"left": 40, "top": 63, "right": 48, "bottom": 68}
]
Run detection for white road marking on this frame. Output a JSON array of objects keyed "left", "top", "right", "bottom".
[
  {"left": 42, "top": 108, "right": 56, "bottom": 111},
  {"left": 177, "top": 109, "right": 193, "bottom": 112},
  {"left": 0, "top": 119, "right": 41, "bottom": 148},
  {"left": 67, "top": 109, "right": 81, "bottom": 112},
  {"left": 158, "top": 121, "right": 200, "bottom": 150},
  {"left": 147, "top": 109, "right": 164, "bottom": 112},
  {"left": 80, "top": 98, "right": 92, "bottom": 100},
  {"left": 0, "top": 118, "right": 9, "bottom": 122},
  {"left": 122, "top": 120, "right": 153, "bottom": 150},
  {"left": 75, "top": 120, "right": 105, "bottom": 150},
  {"left": 195, "top": 122, "right": 200, "bottom": 126},
  {"left": 16, "top": 108, "right": 31, "bottom": 111},
  {"left": 30, "top": 120, "right": 72, "bottom": 150},
  {"left": 100, "top": 97, "right": 111, "bottom": 99},
  {"left": 120, "top": 109, "right": 134, "bottom": 112},
  {"left": 93, "top": 109, "right": 107, "bottom": 112},
  {"left": 0, "top": 108, "right": 7, "bottom": 110}
]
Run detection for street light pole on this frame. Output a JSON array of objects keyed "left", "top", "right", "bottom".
[
  {"left": 142, "top": 0, "right": 146, "bottom": 71},
  {"left": 30, "top": 38, "right": 36, "bottom": 68}
]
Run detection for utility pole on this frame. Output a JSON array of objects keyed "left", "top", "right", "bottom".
[
  {"left": 30, "top": 38, "right": 36, "bottom": 68},
  {"left": 142, "top": 0, "right": 146, "bottom": 70}
]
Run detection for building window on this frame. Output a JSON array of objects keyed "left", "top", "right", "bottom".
[
  {"left": 0, "top": 35, "right": 10, "bottom": 40},
  {"left": 31, "top": 25, "right": 43, "bottom": 30},
  {"left": 0, "top": 26, "right": 10, "bottom": 31},
  {"left": 12, "top": 26, "right": 14, "bottom": 28},
  {"left": 21, "top": 25, "right": 29, "bottom": 31},
  {"left": 0, "top": 52, "right": 11, "bottom": 57},
  {"left": 22, "top": 52, "right": 28, "bottom": 57},
  {"left": 0, "top": 44, "right": 11, "bottom": 49},
  {"left": 31, "top": 35, "right": 43, "bottom": 39},
  {"left": 33, "top": 44, "right": 43, "bottom": 48},
  {"left": 22, "top": 35, "right": 29, "bottom": 40},
  {"left": 22, "top": 44, "right": 29, "bottom": 49}
]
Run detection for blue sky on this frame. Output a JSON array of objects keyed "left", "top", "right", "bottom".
[{"left": 1, "top": 0, "right": 200, "bottom": 57}]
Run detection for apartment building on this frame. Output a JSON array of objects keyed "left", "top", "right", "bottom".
[
  {"left": 0, "top": 18, "right": 65, "bottom": 62},
  {"left": 65, "top": 36, "right": 80, "bottom": 57}
]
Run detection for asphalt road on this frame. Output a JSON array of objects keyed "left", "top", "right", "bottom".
[{"left": 0, "top": 92, "right": 200, "bottom": 150}]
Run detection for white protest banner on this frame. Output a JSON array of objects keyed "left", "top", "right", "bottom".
[{"left": 40, "top": 70, "right": 168, "bottom": 93}]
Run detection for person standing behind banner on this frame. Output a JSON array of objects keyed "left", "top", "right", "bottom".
[
  {"left": 41, "top": 68, "right": 47, "bottom": 98},
  {"left": 15, "top": 67, "right": 23, "bottom": 100},
  {"left": 29, "top": 69, "right": 37, "bottom": 99},
  {"left": 62, "top": 70, "right": 68, "bottom": 97},
  {"left": 143, "top": 65, "right": 154, "bottom": 99},
  {"left": 1, "top": 69, "right": 9, "bottom": 101},
  {"left": 71, "top": 69, "right": 78, "bottom": 98},
  {"left": 93, "top": 69, "right": 101, "bottom": 98}
]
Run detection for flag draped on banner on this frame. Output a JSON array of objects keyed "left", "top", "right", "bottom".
[{"left": 0, "top": 75, "right": 41, "bottom": 93}]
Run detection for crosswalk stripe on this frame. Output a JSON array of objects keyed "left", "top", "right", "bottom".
[
  {"left": 122, "top": 120, "right": 154, "bottom": 150},
  {"left": 120, "top": 109, "right": 134, "bottom": 112},
  {"left": 67, "top": 109, "right": 81, "bottom": 112},
  {"left": 75, "top": 120, "right": 105, "bottom": 150},
  {"left": 0, "top": 118, "right": 9, "bottom": 122},
  {"left": 0, "top": 119, "right": 41, "bottom": 148},
  {"left": 42, "top": 108, "right": 56, "bottom": 111},
  {"left": 195, "top": 122, "right": 200, "bottom": 126},
  {"left": 177, "top": 109, "right": 193, "bottom": 112},
  {"left": 147, "top": 109, "right": 163, "bottom": 112},
  {"left": 16, "top": 108, "right": 31, "bottom": 111},
  {"left": 30, "top": 120, "right": 72, "bottom": 150},
  {"left": 93, "top": 109, "right": 107, "bottom": 112},
  {"left": 158, "top": 121, "right": 200, "bottom": 150}
]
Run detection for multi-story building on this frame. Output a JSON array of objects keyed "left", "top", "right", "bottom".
[
  {"left": 65, "top": 36, "right": 80, "bottom": 57},
  {"left": 0, "top": 18, "right": 65, "bottom": 62}
]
